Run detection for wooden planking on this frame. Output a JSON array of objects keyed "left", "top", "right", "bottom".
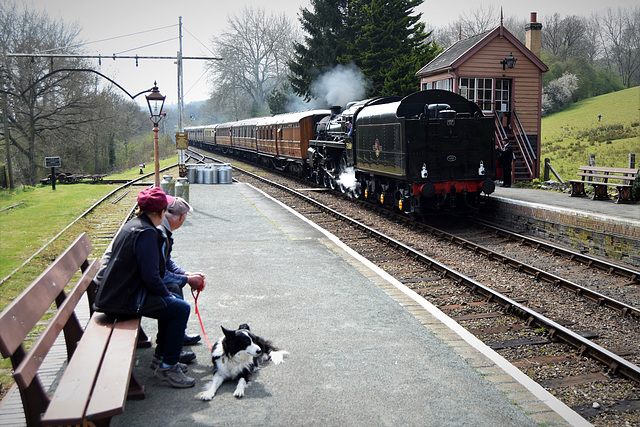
[
  {"left": 41, "top": 314, "right": 114, "bottom": 426},
  {"left": 85, "top": 318, "right": 141, "bottom": 420},
  {"left": 12, "top": 260, "right": 100, "bottom": 391}
]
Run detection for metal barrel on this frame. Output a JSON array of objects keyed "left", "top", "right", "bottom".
[
  {"left": 203, "top": 164, "right": 214, "bottom": 184},
  {"left": 187, "top": 165, "right": 197, "bottom": 183},
  {"left": 210, "top": 164, "right": 219, "bottom": 184},
  {"left": 174, "top": 177, "right": 189, "bottom": 202},
  {"left": 196, "top": 165, "right": 205, "bottom": 183},
  {"left": 218, "top": 163, "right": 232, "bottom": 184},
  {"left": 160, "top": 175, "right": 175, "bottom": 196}
]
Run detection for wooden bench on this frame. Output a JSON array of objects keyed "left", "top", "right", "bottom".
[
  {"left": 569, "top": 165, "right": 638, "bottom": 204},
  {"left": 0, "top": 233, "right": 145, "bottom": 427}
]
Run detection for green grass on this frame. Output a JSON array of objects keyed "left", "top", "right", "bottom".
[
  {"left": 540, "top": 86, "right": 640, "bottom": 181},
  {"left": 0, "top": 155, "right": 179, "bottom": 282}
]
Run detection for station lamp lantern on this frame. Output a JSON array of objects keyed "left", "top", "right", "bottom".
[{"left": 145, "top": 82, "right": 166, "bottom": 187}]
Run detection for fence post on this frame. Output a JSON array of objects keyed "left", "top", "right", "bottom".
[
  {"left": 544, "top": 158, "right": 550, "bottom": 181},
  {"left": 589, "top": 154, "right": 598, "bottom": 182},
  {"left": 629, "top": 153, "right": 636, "bottom": 169}
]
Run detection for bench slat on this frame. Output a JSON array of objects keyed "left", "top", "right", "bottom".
[
  {"left": 12, "top": 260, "right": 100, "bottom": 391},
  {"left": 577, "top": 165, "right": 638, "bottom": 174},
  {"left": 0, "top": 233, "right": 93, "bottom": 357},
  {"left": 576, "top": 173, "right": 635, "bottom": 181},
  {"left": 86, "top": 318, "right": 141, "bottom": 420},
  {"left": 41, "top": 314, "right": 114, "bottom": 426}
]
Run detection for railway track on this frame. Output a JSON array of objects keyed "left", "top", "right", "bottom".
[{"left": 191, "top": 150, "right": 640, "bottom": 426}]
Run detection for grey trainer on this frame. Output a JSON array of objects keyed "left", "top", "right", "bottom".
[
  {"left": 150, "top": 355, "right": 188, "bottom": 373},
  {"left": 154, "top": 363, "right": 196, "bottom": 388}
]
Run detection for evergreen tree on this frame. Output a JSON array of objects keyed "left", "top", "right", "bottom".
[
  {"left": 344, "top": 0, "right": 438, "bottom": 96},
  {"left": 288, "top": 0, "right": 350, "bottom": 101}
]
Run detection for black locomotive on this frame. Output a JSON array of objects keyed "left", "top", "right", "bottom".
[{"left": 186, "top": 89, "right": 496, "bottom": 217}]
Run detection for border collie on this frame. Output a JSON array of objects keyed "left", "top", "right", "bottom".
[{"left": 198, "top": 324, "right": 288, "bottom": 401}]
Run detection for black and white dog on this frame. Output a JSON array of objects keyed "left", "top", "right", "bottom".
[{"left": 198, "top": 324, "right": 288, "bottom": 401}]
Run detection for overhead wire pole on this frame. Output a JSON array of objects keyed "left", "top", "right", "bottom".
[
  {"left": 8, "top": 18, "right": 222, "bottom": 178},
  {"left": 177, "top": 16, "right": 186, "bottom": 176}
]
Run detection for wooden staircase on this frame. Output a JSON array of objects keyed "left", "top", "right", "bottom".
[{"left": 494, "top": 111, "right": 537, "bottom": 182}]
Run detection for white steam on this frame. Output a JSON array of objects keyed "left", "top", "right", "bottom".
[
  {"left": 286, "top": 63, "right": 369, "bottom": 111},
  {"left": 310, "top": 63, "right": 368, "bottom": 108},
  {"left": 337, "top": 166, "right": 358, "bottom": 192}
]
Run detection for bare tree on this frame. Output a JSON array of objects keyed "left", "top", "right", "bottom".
[
  {"left": 0, "top": 2, "right": 96, "bottom": 184},
  {"left": 207, "top": 7, "right": 299, "bottom": 120},
  {"left": 597, "top": 6, "right": 640, "bottom": 88},
  {"left": 431, "top": 6, "right": 525, "bottom": 49}
]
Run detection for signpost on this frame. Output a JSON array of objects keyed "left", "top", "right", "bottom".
[
  {"left": 44, "top": 156, "right": 61, "bottom": 190},
  {"left": 175, "top": 132, "right": 189, "bottom": 177}
]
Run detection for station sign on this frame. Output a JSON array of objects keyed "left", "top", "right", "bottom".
[
  {"left": 175, "top": 132, "right": 188, "bottom": 150},
  {"left": 44, "top": 156, "right": 61, "bottom": 168}
]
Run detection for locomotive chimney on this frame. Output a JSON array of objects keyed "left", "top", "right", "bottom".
[
  {"left": 525, "top": 12, "right": 542, "bottom": 58},
  {"left": 330, "top": 106, "right": 342, "bottom": 117}
]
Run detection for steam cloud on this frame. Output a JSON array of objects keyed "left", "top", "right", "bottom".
[
  {"left": 310, "top": 63, "right": 368, "bottom": 108},
  {"left": 287, "top": 63, "right": 368, "bottom": 111}
]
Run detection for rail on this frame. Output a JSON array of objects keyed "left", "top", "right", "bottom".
[{"left": 229, "top": 161, "right": 640, "bottom": 386}]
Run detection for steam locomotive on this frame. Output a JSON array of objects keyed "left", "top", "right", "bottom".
[{"left": 186, "top": 89, "right": 496, "bottom": 217}]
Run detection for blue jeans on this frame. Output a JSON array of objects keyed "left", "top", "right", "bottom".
[{"left": 145, "top": 294, "right": 190, "bottom": 365}]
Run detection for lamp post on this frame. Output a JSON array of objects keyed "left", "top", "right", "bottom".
[{"left": 145, "top": 82, "right": 166, "bottom": 187}]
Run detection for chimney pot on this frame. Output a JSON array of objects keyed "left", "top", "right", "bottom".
[{"left": 530, "top": 12, "right": 537, "bottom": 23}]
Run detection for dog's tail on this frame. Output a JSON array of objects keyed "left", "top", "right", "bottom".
[{"left": 268, "top": 350, "right": 289, "bottom": 365}]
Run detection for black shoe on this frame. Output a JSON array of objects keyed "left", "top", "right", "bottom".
[
  {"left": 183, "top": 333, "right": 201, "bottom": 346},
  {"left": 179, "top": 351, "right": 196, "bottom": 364}
]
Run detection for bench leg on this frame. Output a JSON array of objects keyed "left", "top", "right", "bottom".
[
  {"left": 569, "top": 181, "right": 586, "bottom": 197},
  {"left": 591, "top": 184, "right": 610, "bottom": 200},
  {"left": 615, "top": 186, "right": 633, "bottom": 204},
  {"left": 127, "top": 372, "right": 146, "bottom": 400}
]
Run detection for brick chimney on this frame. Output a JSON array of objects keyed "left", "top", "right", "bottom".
[{"left": 525, "top": 12, "right": 542, "bottom": 58}]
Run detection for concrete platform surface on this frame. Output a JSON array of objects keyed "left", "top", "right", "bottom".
[{"left": 108, "top": 183, "right": 587, "bottom": 427}]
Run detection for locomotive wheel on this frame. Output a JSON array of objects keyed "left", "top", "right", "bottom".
[
  {"left": 329, "top": 177, "right": 337, "bottom": 191},
  {"left": 322, "top": 172, "right": 330, "bottom": 188},
  {"left": 352, "top": 182, "right": 362, "bottom": 199}
]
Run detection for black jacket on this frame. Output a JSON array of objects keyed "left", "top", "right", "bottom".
[{"left": 94, "top": 214, "right": 167, "bottom": 316}]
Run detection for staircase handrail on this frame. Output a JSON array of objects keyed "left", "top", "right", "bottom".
[{"left": 512, "top": 111, "right": 536, "bottom": 177}]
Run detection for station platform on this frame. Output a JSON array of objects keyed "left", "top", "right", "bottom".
[
  {"left": 109, "top": 182, "right": 586, "bottom": 426},
  {"left": 484, "top": 185, "right": 639, "bottom": 268}
]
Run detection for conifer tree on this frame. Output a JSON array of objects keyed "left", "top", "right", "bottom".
[
  {"left": 344, "top": 0, "right": 438, "bottom": 96},
  {"left": 288, "top": 0, "right": 350, "bottom": 101}
]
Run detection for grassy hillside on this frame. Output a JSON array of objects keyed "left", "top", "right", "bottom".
[{"left": 540, "top": 86, "right": 640, "bottom": 181}]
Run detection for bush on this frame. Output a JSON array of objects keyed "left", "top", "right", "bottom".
[{"left": 542, "top": 73, "right": 579, "bottom": 116}]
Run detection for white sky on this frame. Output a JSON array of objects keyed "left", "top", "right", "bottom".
[{"left": 24, "top": 0, "right": 635, "bottom": 108}]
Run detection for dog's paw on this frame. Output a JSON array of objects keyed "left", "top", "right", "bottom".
[
  {"left": 269, "top": 350, "right": 289, "bottom": 365},
  {"left": 233, "top": 389, "right": 245, "bottom": 398},
  {"left": 197, "top": 391, "right": 215, "bottom": 401}
]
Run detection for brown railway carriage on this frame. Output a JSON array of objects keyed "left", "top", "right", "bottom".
[{"left": 232, "top": 119, "right": 258, "bottom": 152}]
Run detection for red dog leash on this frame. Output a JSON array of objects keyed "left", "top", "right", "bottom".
[{"left": 191, "top": 282, "right": 213, "bottom": 352}]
